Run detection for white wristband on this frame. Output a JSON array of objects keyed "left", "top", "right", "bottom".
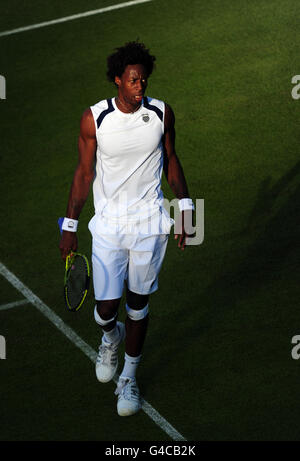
[
  {"left": 178, "top": 198, "right": 195, "bottom": 212},
  {"left": 62, "top": 217, "right": 78, "bottom": 232}
]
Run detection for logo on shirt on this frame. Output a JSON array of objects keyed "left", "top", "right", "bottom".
[{"left": 142, "top": 114, "right": 150, "bottom": 123}]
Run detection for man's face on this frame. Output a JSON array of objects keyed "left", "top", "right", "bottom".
[{"left": 115, "top": 64, "right": 148, "bottom": 107}]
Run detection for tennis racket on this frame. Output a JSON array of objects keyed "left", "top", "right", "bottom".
[
  {"left": 64, "top": 251, "right": 90, "bottom": 312},
  {"left": 58, "top": 217, "right": 90, "bottom": 312}
]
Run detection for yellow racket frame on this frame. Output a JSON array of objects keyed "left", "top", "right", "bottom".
[{"left": 64, "top": 252, "right": 90, "bottom": 312}]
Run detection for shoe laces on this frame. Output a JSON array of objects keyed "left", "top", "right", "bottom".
[
  {"left": 97, "top": 342, "right": 117, "bottom": 365},
  {"left": 115, "top": 378, "right": 139, "bottom": 401}
]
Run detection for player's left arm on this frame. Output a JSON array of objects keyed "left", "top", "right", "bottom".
[{"left": 163, "top": 103, "right": 193, "bottom": 250}]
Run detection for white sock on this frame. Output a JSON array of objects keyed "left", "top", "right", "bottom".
[
  {"left": 103, "top": 324, "right": 120, "bottom": 345},
  {"left": 120, "top": 353, "right": 141, "bottom": 379}
]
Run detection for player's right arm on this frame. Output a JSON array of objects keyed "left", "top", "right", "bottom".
[{"left": 59, "top": 108, "right": 96, "bottom": 260}]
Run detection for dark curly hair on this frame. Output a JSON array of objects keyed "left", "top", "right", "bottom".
[{"left": 106, "top": 41, "right": 156, "bottom": 84}]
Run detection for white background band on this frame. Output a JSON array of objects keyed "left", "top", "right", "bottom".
[
  {"left": 178, "top": 198, "right": 195, "bottom": 211},
  {"left": 62, "top": 217, "right": 78, "bottom": 232}
]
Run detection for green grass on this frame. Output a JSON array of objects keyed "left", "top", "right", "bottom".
[{"left": 1, "top": 0, "right": 300, "bottom": 441}]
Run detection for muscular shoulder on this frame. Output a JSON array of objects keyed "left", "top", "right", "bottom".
[
  {"left": 80, "top": 108, "right": 96, "bottom": 138},
  {"left": 164, "top": 103, "right": 175, "bottom": 132}
]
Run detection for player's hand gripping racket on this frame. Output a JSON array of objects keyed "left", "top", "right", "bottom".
[{"left": 58, "top": 218, "right": 90, "bottom": 312}]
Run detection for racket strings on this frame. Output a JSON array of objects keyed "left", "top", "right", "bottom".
[{"left": 65, "top": 255, "right": 89, "bottom": 310}]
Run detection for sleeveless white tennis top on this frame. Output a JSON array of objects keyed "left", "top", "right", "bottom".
[{"left": 88, "top": 96, "right": 173, "bottom": 235}]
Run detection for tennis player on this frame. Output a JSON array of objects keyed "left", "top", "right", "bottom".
[{"left": 59, "top": 42, "right": 194, "bottom": 416}]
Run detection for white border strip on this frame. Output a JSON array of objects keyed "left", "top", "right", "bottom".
[
  {"left": 0, "top": 299, "right": 29, "bottom": 311},
  {"left": 0, "top": 261, "right": 186, "bottom": 441},
  {"left": 0, "top": 0, "right": 153, "bottom": 38}
]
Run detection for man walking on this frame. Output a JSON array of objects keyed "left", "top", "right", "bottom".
[{"left": 59, "top": 41, "right": 194, "bottom": 416}]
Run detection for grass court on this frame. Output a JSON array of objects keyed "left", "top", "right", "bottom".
[{"left": 0, "top": 0, "right": 300, "bottom": 441}]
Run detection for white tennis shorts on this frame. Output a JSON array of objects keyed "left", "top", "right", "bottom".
[{"left": 91, "top": 232, "right": 169, "bottom": 300}]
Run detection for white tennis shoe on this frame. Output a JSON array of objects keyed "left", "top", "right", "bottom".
[
  {"left": 115, "top": 377, "right": 141, "bottom": 416},
  {"left": 96, "top": 322, "right": 125, "bottom": 383}
]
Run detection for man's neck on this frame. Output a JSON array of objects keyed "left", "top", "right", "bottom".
[{"left": 115, "top": 96, "right": 141, "bottom": 114}]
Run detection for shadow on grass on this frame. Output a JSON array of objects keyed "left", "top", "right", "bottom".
[{"left": 144, "top": 159, "right": 300, "bottom": 388}]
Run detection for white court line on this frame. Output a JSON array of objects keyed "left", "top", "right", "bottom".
[
  {"left": 0, "top": 261, "right": 186, "bottom": 441},
  {"left": 0, "top": 299, "right": 29, "bottom": 311},
  {"left": 0, "top": 0, "right": 153, "bottom": 38}
]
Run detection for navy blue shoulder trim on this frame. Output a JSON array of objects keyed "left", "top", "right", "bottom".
[
  {"left": 143, "top": 97, "right": 163, "bottom": 122},
  {"left": 96, "top": 99, "right": 114, "bottom": 128}
]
